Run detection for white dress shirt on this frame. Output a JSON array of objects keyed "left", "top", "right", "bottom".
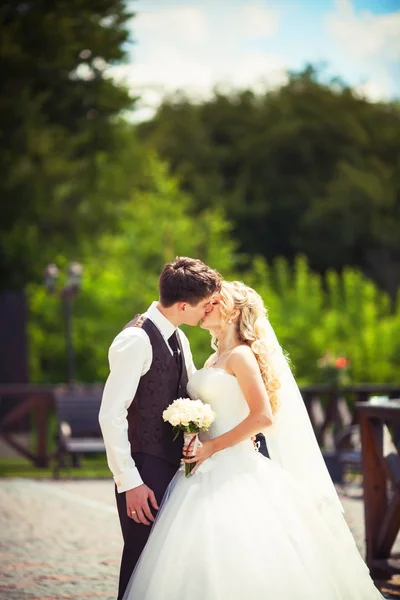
[{"left": 99, "top": 302, "right": 197, "bottom": 493}]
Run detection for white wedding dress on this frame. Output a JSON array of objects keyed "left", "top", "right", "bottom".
[{"left": 123, "top": 368, "right": 384, "bottom": 600}]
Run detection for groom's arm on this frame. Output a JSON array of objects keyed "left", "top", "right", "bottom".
[{"left": 99, "top": 327, "right": 151, "bottom": 493}]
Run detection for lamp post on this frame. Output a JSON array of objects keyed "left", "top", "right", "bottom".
[{"left": 44, "top": 262, "right": 83, "bottom": 385}]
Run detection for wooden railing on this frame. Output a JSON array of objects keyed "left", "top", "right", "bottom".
[
  {"left": 1, "top": 383, "right": 399, "bottom": 467},
  {"left": 0, "top": 384, "right": 55, "bottom": 467},
  {"left": 0, "top": 383, "right": 103, "bottom": 467},
  {"left": 302, "top": 384, "right": 400, "bottom": 450},
  {"left": 356, "top": 399, "right": 400, "bottom": 579}
]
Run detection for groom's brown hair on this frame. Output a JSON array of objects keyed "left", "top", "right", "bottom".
[{"left": 159, "top": 257, "right": 221, "bottom": 307}]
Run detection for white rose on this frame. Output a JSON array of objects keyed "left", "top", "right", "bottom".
[
  {"left": 169, "top": 414, "right": 181, "bottom": 427},
  {"left": 163, "top": 397, "right": 215, "bottom": 429},
  {"left": 162, "top": 408, "right": 171, "bottom": 422}
]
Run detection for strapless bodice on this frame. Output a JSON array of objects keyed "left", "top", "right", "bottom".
[{"left": 187, "top": 368, "right": 250, "bottom": 439}]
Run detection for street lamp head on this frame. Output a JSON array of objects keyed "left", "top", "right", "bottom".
[
  {"left": 44, "top": 263, "right": 60, "bottom": 292},
  {"left": 67, "top": 262, "right": 83, "bottom": 291}
]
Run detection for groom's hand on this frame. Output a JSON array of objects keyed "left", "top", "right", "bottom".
[{"left": 126, "top": 484, "right": 159, "bottom": 526}]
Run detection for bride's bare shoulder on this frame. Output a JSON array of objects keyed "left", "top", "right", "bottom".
[
  {"left": 228, "top": 345, "right": 258, "bottom": 370},
  {"left": 231, "top": 344, "right": 254, "bottom": 358}
]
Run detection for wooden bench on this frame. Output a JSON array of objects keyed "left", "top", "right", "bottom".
[
  {"left": 53, "top": 387, "right": 105, "bottom": 477},
  {"left": 323, "top": 425, "right": 362, "bottom": 484}
]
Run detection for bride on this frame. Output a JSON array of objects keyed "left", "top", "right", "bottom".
[{"left": 123, "top": 281, "right": 384, "bottom": 599}]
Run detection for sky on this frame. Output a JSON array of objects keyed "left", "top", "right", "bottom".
[{"left": 108, "top": 0, "right": 400, "bottom": 121}]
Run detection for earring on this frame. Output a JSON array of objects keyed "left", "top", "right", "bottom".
[{"left": 228, "top": 319, "right": 232, "bottom": 324}]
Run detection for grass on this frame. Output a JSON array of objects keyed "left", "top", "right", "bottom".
[{"left": 0, "top": 455, "right": 110, "bottom": 480}]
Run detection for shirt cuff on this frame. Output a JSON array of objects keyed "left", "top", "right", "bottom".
[{"left": 114, "top": 467, "right": 144, "bottom": 493}]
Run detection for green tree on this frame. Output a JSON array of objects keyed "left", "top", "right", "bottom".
[
  {"left": 246, "top": 256, "right": 400, "bottom": 385},
  {"left": 27, "top": 156, "right": 239, "bottom": 383},
  {"left": 0, "top": 0, "right": 135, "bottom": 291},
  {"left": 138, "top": 66, "right": 400, "bottom": 296},
  {"left": 28, "top": 168, "right": 400, "bottom": 388}
]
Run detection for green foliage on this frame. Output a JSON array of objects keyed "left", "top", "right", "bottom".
[
  {"left": 1, "top": 3, "right": 398, "bottom": 391},
  {"left": 138, "top": 66, "right": 400, "bottom": 297},
  {"left": 245, "top": 256, "right": 400, "bottom": 384},
  {"left": 27, "top": 156, "right": 239, "bottom": 382},
  {"left": 27, "top": 156, "right": 400, "bottom": 385},
  {"left": 0, "top": 456, "right": 108, "bottom": 479},
  {"left": 0, "top": 1, "right": 135, "bottom": 291}
]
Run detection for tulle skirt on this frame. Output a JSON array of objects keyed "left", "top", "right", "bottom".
[{"left": 123, "top": 441, "right": 384, "bottom": 600}]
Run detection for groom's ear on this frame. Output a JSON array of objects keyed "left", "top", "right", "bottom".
[{"left": 176, "top": 301, "right": 187, "bottom": 312}]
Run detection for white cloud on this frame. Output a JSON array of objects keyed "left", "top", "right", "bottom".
[
  {"left": 353, "top": 79, "right": 391, "bottom": 102},
  {"left": 231, "top": 51, "right": 287, "bottom": 92},
  {"left": 133, "top": 6, "right": 208, "bottom": 44},
  {"left": 327, "top": 0, "right": 400, "bottom": 60},
  {"left": 108, "top": 1, "right": 284, "bottom": 120},
  {"left": 326, "top": 0, "right": 400, "bottom": 102},
  {"left": 227, "top": 3, "right": 280, "bottom": 39},
  {"left": 70, "top": 63, "right": 95, "bottom": 81}
]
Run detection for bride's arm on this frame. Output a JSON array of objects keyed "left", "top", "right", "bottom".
[
  {"left": 211, "top": 346, "right": 273, "bottom": 453},
  {"left": 183, "top": 346, "right": 273, "bottom": 467}
]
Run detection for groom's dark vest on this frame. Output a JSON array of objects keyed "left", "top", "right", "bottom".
[{"left": 124, "top": 315, "right": 188, "bottom": 466}]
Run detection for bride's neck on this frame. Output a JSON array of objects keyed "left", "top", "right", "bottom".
[{"left": 215, "top": 328, "right": 240, "bottom": 354}]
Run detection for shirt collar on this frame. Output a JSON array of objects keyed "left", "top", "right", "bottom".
[{"left": 147, "top": 301, "right": 176, "bottom": 341}]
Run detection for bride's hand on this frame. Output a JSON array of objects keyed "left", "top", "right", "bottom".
[{"left": 183, "top": 439, "right": 215, "bottom": 473}]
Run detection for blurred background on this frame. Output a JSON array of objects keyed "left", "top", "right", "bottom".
[{"left": 0, "top": 0, "right": 399, "bottom": 473}]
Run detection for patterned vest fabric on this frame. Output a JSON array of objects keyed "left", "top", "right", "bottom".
[{"left": 124, "top": 316, "right": 188, "bottom": 466}]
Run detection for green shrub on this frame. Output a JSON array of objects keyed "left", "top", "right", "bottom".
[{"left": 27, "top": 159, "right": 400, "bottom": 386}]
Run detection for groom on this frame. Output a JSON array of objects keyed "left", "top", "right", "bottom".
[{"left": 99, "top": 256, "right": 222, "bottom": 599}]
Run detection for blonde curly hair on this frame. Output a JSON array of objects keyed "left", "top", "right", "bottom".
[{"left": 211, "top": 281, "right": 282, "bottom": 415}]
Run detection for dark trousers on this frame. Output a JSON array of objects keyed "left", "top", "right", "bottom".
[{"left": 115, "top": 452, "right": 179, "bottom": 600}]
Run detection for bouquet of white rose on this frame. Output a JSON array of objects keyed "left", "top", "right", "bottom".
[{"left": 162, "top": 397, "right": 216, "bottom": 476}]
